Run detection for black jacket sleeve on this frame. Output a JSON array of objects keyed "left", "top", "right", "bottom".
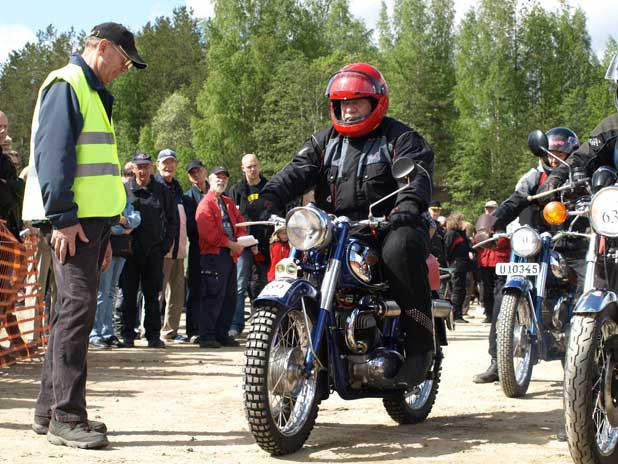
[
  {"left": 259, "top": 134, "right": 324, "bottom": 211},
  {"left": 34, "top": 81, "right": 83, "bottom": 229},
  {"left": 161, "top": 185, "right": 178, "bottom": 255},
  {"left": 392, "top": 129, "right": 434, "bottom": 212},
  {"left": 182, "top": 189, "right": 198, "bottom": 243}
]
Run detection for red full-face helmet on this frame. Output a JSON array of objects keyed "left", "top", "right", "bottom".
[{"left": 325, "top": 63, "right": 389, "bottom": 138}]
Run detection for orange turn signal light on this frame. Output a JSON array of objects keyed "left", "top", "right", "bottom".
[{"left": 543, "top": 201, "right": 567, "bottom": 225}]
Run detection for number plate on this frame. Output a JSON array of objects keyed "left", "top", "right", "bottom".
[
  {"left": 259, "top": 279, "right": 293, "bottom": 298},
  {"left": 496, "top": 262, "right": 540, "bottom": 276}
]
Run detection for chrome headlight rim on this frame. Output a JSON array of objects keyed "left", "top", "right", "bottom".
[
  {"left": 511, "top": 226, "right": 542, "bottom": 258},
  {"left": 285, "top": 205, "right": 333, "bottom": 251},
  {"left": 346, "top": 241, "right": 372, "bottom": 285},
  {"left": 590, "top": 186, "right": 618, "bottom": 237}
]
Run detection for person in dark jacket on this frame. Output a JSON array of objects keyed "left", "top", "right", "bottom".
[
  {"left": 154, "top": 149, "right": 187, "bottom": 342},
  {"left": 249, "top": 63, "right": 435, "bottom": 387},
  {"left": 0, "top": 111, "right": 25, "bottom": 240},
  {"left": 428, "top": 200, "right": 447, "bottom": 268},
  {"left": 118, "top": 152, "right": 176, "bottom": 348},
  {"left": 182, "top": 160, "right": 209, "bottom": 342},
  {"left": 228, "top": 153, "right": 269, "bottom": 337},
  {"left": 445, "top": 213, "right": 472, "bottom": 323}
]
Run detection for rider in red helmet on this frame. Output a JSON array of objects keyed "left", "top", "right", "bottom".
[{"left": 251, "top": 63, "right": 436, "bottom": 386}]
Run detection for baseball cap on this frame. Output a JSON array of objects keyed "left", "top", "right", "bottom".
[
  {"left": 484, "top": 200, "right": 498, "bottom": 208},
  {"left": 132, "top": 151, "right": 152, "bottom": 164},
  {"left": 186, "top": 160, "right": 206, "bottom": 173},
  {"left": 89, "top": 22, "right": 147, "bottom": 69},
  {"left": 211, "top": 166, "right": 230, "bottom": 177},
  {"left": 157, "top": 149, "right": 177, "bottom": 162},
  {"left": 429, "top": 200, "right": 442, "bottom": 209}
]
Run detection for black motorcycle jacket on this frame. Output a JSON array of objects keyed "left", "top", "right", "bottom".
[
  {"left": 259, "top": 117, "right": 434, "bottom": 220},
  {"left": 543, "top": 113, "right": 618, "bottom": 186}
]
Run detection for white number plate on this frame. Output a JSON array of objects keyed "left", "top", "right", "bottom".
[
  {"left": 259, "top": 279, "right": 293, "bottom": 298},
  {"left": 496, "top": 262, "right": 540, "bottom": 276}
]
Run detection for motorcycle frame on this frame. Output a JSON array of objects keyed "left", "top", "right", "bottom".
[
  {"left": 253, "top": 219, "right": 446, "bottom": 400},
  {"left": 503, "top": 233, "right": 575, "bottom": 361}
]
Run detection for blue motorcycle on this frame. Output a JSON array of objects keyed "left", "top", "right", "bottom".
[{"left": 240, "top": 158, "right": 453, "bottom": 455}]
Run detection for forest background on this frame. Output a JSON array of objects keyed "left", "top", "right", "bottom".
[{"left": 1, "top": 0, "right": 617, "bottom": 216}]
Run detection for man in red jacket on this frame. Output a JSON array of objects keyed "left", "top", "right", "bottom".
[{"left": 195, "top": 166, "right": 247, "bottom": 348}]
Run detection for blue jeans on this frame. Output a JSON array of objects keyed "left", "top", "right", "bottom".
[
  {"left": 231, "top": 248, "right": 267, "bottom": 333},
  {"left": 90, "top": 256, "right": 126, "bottom": 342}
]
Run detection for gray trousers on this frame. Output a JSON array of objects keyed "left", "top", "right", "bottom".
[{"left": 35, "top": 218, "right": 111, "bottom": 422}]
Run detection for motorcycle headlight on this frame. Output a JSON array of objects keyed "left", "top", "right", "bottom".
[
  {"left": 511, "top": 226, "right": 541, "bottom": 258},
  {"left": 590, "top": 186, "right": 618, "bottom": 237},
  {"left": 285, "top": 205, "right": 333, "bottom": 251}
]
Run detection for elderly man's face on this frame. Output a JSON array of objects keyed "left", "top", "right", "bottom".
[
  {"left": 158, "top": 157, "right": 178, "bottom": 180},
  {"left": 0, "top": 113, "right": 8, "bottom": 144},
  {"left": 133, "top": 162, "right": 153, "bottom": 186},
  {"left": 98, "top": 39, "right": 131, "bottom": 85},
  {"left": 188, "top": 166, "right": 207, "bottom": 186},
  {"left": 340, "top": 98, "right": 372, "bottom": 123},
  {"left": 209, "top": 172, "right": 229, "bottom": 194}
]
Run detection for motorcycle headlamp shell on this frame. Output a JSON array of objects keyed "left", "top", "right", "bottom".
[
  {"left": 550, "top": 251, "right": 569, "bottom": 281},
  {"left": 590, "top": 186, "right": 618, "bottom": 237},
  {"left": 285, "top": 205, "right": 333, "bottom": 251},
  {"left": 511, "top": 226, "right": 542, "bottom": 258}
]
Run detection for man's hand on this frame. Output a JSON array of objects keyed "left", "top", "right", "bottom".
[
  {"left": 101, "top": 242, "right": 112, "bottom": 273},
  {"left": 50, "top": 223, "right": 89, "bottom": 264},
  {"left": 228, "top": 240, "right": 244, "bottom": 255},
  {"left": 119, "top": 215, "right": 129, "bottom": 226},
  {"left": 388, "top": 203, "right": 420, "bottom": 229}
]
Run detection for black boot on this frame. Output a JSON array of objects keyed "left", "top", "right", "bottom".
[
  {"left": 473, "top": 359, "right": 498, "bottom": 383},
  {"left": 394, "top": 351, "right": 433, "bottom": 387}
]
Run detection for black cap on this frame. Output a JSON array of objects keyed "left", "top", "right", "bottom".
[
  {"left": 132, "top": 151, "right": 152, "bottom": 164},
  {"left": 211, "top": 166, "right": 229, "bottom": 177},
  {"left": 429, "top": 200, "right": 442, "bottom": 209},
  {"left": 186, "top": 160, "right": 205, "bottom": 173},
  {"left": 90, "top": 22, "right": 147, "bottom": 69}
]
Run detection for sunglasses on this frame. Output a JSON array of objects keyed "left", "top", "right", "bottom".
[{"left": 109, "top": 41, "right": 133, "bottom": 69}]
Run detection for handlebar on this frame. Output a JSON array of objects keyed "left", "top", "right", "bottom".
[
  {"left": 472, "top": 232, "right": 509, "bottom": 249},
  {"left": 526, "top": 178, "right": 588, "bottom": 202},
  {"left": 235, "top": 215, "right": 286, "bottom": 228}
]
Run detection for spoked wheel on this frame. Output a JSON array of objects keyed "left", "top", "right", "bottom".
[
  {"left": 244, "top": 305, "right": 320, "bottom": 455},
  {"left": 383, "top": 347, "right": 443, "bottom": 424},
  {"left": 496, "top": 291, "right": 535, "bottom": 398},
  {"left": 564, "top": 315, "right": 618, "bottom": 464}
]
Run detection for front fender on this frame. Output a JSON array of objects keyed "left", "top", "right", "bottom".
[
  {"left": 253, "top": 278, "right": 319, "bottom": 311},
  {"left": 573, "top": 289, "right": 618, "bottom": 317},
  {"left": 503, "top": 275, "right": 532, "bottom": 294}
]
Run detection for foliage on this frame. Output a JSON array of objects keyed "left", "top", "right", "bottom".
[{"left": 1, "top": 0, "right": 617, "bottom": 220}]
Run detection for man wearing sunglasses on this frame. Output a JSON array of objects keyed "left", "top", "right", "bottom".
[
  {"left": 250, "top": 63, "right": 435, "bottom": 388},
  {"left": 23, "top": 22, "right": 146, "bottom": 449}
]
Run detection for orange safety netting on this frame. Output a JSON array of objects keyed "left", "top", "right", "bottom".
[{"left": 0, "top": 221, "right": 48, "bottom": 367}]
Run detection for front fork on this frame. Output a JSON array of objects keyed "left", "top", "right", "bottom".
[{"left": 303, "top": 223, "right": 349, "bottom": 375}]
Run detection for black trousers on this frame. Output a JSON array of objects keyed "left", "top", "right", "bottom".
[
  {"left": 488, "top": 275, "right": 506, "bottom": 359},
  {"left": 479, "top": 266, "right": 497, "bottom": 319},
  {"left": 35, "top": 218, "right": 111, "bottom": 422},
  {"left": 381, "top": 225, "right": 433, "bottom": 353},
  {"left": 450, "top": 258, "right": 469, "bottom": 319},
  {"left": 119, "top": 251, "right": 164, "bottom": 343},
  {"left": 198, "top": 250, "right": 237, "bottom": 341},
  {"left": 185, "top": 246, "right": 201, "bottom": 338}
]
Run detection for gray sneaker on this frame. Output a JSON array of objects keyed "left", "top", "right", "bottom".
[
  {"left": 46, "top": 418, "right": 109, "bottom": 449},
  {"left": 32, "top": 415, "right": 107, "bottom": 435}
]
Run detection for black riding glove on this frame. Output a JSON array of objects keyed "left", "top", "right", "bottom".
[
  {"left": 535, "top": 176, "right": 562, "bottom": 207},
  {"left": 388, "top": 202, "right": 421, "bottom": 229},
  {"left": 247, "top": 195, "right": 281, "bottom": 221}
]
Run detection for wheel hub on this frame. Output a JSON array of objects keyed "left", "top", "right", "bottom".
[
  {"left": 269, "top": 346, "right": 305, "bottom": 396},
  {"left": 513, "top": 325, "right": 528, "bottom": 357}
]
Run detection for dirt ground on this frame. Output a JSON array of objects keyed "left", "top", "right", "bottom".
[{"left": 0, "top": 305, "right": 573, "bottom": 464}]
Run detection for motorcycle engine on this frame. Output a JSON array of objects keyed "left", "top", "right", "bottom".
[{"left": 334, "top": 289, "right": 379, "bottom": 355}]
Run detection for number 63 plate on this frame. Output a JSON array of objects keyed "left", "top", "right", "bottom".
[{"left": 496, "top": 262, "right": 540, "bottom": 276}]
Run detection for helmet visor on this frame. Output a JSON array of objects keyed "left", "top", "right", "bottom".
[
  {"left": 605, "top": 54, "right": 618, "bottom": 82},
  {"left": 325, "top": 70, "right": 385, "bottom": 100}
]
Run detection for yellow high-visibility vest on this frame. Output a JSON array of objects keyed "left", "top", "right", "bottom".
[{"left": 22, "top": 62, "right": 124, "bottom": 221}]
